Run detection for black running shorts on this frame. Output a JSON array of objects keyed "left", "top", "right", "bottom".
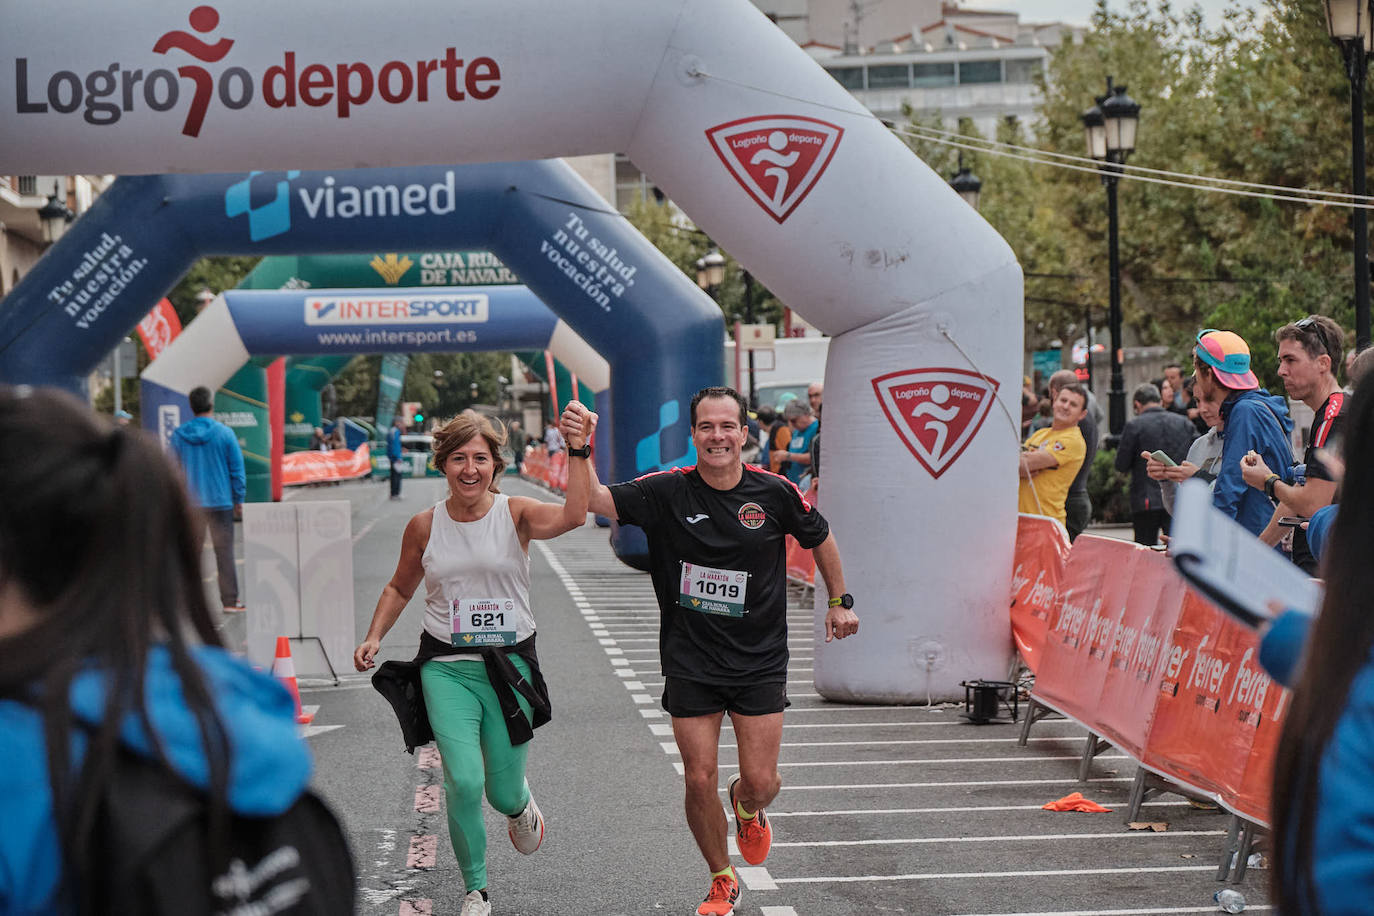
[{"left": 661, "top": 676, "right": 789, "bottom": 717}]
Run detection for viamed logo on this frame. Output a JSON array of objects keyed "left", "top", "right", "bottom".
[{"left": 224, "top": 170, "right": 299, "bottom": 241}]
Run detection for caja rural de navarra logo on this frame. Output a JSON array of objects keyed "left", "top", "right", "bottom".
[{"left": 13, "top": 5, "right": 503, "bottom": 137}]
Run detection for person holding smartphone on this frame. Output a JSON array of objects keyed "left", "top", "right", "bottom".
[
  {"left": 1114, "top": 382, "right": 1196, "bottom": 545},
  {"left": 1147, "top": 379, "right": 1229, "bottom": 516}
]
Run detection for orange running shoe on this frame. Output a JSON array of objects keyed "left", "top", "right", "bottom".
[
  {"left": 696, "top": 868, "right": 740, "bottom": 916},
  {"left": 727, "top": 773, "right": 772, "bottom": 865}
]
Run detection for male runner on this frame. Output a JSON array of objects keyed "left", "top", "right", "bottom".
[
  {"left": 1240, "top": 315, "right": 1347, "bottom": 572},
  {"left": 561, "top": 386, "right": 858, "bottom": 916}
]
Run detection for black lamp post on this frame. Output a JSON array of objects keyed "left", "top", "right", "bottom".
[
  {"left": 1325, "top": 0, "right": 1373, "bottom": 351},
  {"left": 696, "top": 247, "right": 759, "bottom": 405},
  {"left": 37, "top": 187, "right": 74, "bottom": 244},
  {"left": 1082, "top": 76, "right": 1140, "bottom": 437},
  {"left": 949, "top": 155, "right": 982, "bottom": 210}
]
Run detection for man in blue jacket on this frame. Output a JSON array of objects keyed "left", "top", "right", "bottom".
[
  {"left": 170, "top": 386, "right": 247, "bottom": 611},
  {"left": 1192, "top": 329, "right": 1293, "bottom": 538},
  {"left": 386, "top": 415, "right": 405, "bottom": 500}
]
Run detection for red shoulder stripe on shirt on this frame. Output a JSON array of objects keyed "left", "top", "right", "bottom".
[
  {"left": 1313, "top": 392, "right": 1345, "bottom": 448},
  {"left": 631, "top": 465, "right": 694, "bottom": 483},
  {"left": 748, "top": 464, "right": 814, "bottom": 512}
]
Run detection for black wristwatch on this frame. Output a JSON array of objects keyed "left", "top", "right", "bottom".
[
  {"left": 828, "top": 593, "right": 854, "bottom": 609},
  {"left": 566, "top": 444, "right": 592, "bottom": 459}
]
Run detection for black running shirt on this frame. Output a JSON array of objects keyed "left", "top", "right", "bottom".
[
  {"left": 610, "top": 465, "right": 830, "bottom": 686},
  {"left": 1291, "top": 391, "right": 1346, "bottom": 572}
]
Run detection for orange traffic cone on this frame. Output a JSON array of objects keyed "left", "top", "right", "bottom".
[{"left": 272, "top": 636, "right": 313, "bottom": 725}]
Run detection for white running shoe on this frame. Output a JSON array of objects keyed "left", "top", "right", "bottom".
[
  {"left": 507, "top": 793, "right": 545, "bottom": 854},
  {"left": 460, "top": 890, "right": 491, "bottom": 916}
]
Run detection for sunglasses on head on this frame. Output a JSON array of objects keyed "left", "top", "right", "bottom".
[{"left": 1295, "top": 316, "right": 1333, "bottom": 360}]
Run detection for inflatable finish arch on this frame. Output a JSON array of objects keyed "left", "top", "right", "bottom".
[
  {"left": 0, "top": 0, "right": 1023, "bottom": 701},
  {"left": 142, "top": 284, "right": 614, "bottom": 480},
  {"left": 0, "top": 162, "right": 721, "bottom": 565}
]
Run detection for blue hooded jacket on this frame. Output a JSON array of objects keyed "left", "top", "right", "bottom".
[
  {"left": 170, "top": 416, "right": 246, "bottom": 510},
  {"left": 1215, "top": 388, "right": 1293, "bottom": 537},
  {"left": 0, "top": 647, "right": 312, "bottom": 914},
  {"left": 1261, "top": 611, "right": 1374, "bottom": 914}
]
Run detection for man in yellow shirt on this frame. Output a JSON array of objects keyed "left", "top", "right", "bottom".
[{"left": 1018, "top": 383, "right": 1089, "bottom": 526}]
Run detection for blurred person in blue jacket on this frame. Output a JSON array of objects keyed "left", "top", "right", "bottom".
[
  {"left": 169, "top": 385, "right": 246, "bottom": 612},
  {"left": 0, "top": 386, "right": 318, "bottom": 914},
  {"left": 1263, "top": 369, "right": 1374, "bottom": 914},
  {"left": 1191, "top": 330, "right": 1293, "bottom": 537}
]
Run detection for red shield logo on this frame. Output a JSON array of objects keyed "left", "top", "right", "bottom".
[
  {"left": 706, "top": 116, "right": 843, "bottom": 223},
  {"left": 872, "top": 368, "right": 1000, "bottom": 479}
]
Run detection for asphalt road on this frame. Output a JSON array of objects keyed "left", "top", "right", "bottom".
[{"left": 212, "top": 476, "right": 1271, "bottom": 915}]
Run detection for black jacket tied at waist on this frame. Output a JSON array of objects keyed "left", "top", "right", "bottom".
[{"left": 371, "top": 630, "right": 551, "bottom": 753}]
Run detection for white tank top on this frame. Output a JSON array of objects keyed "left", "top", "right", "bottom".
[{"left": 422, "top": 493, "right": 534, "bottom": 662}]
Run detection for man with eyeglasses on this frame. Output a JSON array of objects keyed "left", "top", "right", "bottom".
[{"left": 1239, "top": 315, "right": 1346, "bottom": 573}]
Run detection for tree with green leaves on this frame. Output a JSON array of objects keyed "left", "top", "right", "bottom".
[{"left": 900, "top": 0, "right": 1367, "bottom": 391}]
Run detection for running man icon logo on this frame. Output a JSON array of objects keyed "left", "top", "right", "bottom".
[
  {"left": 872, "top": 369, "right": 1000, "bottom": 479},
  {"left": 706, "top": 116, "right": 844, "bottom": 223}
]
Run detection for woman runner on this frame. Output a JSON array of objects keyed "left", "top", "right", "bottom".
[{"left": 354, "top": 406, "right": 591, "bottom": 916}]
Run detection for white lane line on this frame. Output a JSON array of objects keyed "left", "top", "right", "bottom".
[
  {"left": 351, "top": 517, "right": 380, "bottom": 545},
  {"left": 777, "top": 719, "right": 1075, "bottom": 728},
  {"left": 770, "top": 830, "right": 1226, "bottom": 849},
  {"left": 945, "top": 909, "right": 1272, "bottom": 916},
  {"left": 729, "top": 755, "right": 1129, "bottom": 769},
  {"left": 767, "top": 777, "right": 1133, "bottom": 791},
  {"left": 760, "top": 908, "right": 800, "bottom": 916},
  {"left": 772, "top": 864, "right": 1220, "bottom": 884},
  {"left": 738, "top": 866, "right": 776, "bottom": 890},
  {"left": 723, "top": 737, "right": 1088, "bottom": 748},
  {"left": 765, "top": 801, "right": 1190, "bottom": 817}
]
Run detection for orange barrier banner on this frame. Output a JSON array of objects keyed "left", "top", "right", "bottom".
[
  {"left": 1031, "top": 536, "right": 1142, "bottom": 727},
  {"left": 785, "top": 481, "right": 819, "bottom": 586},
  {"left": 1027, "top": 528, "right": 1291, "bottom": 825},
  {"left": 1009, "top": 514, "right": 1071, "bottom": 673},
  {"left": 1140, "top": 592, "right": 1254, "bottom": 799},
  {"left": 785, "top": 535, "right": 816, "bottom": 585},
  {"left": 282, "top": 443, "right": 371, "bottom": 487},
  {"left": 1225, "top": 657, "right": 1289, "bottom": 826},
  {"left": 1144, "top": 590, "right": 1284, "bottom": 810},
  {"left": 550, "top": 451, "right": 567, "bottom": 492},
  {"left": 1093, "top": 548, "right": 1187, "bottom": 760}
]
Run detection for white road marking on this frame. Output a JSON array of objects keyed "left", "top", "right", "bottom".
[
  {"left": 944, "top": 909, "right": 1272, "bottom": 916},
  {"left": 765, "top": 801, "right": 1191, "bottom": 817},
  {"left": 770, "top": 830, "right": 1225, "bottom": 849},
  {"left": 738, "top": 866, "right": 777, "bottom": 890},
  {"left": 771, "top": 865, "right": 1221, "bottom": 884},
  {"left": 767, "top": 777, "right": 1133, "bottom": 791}
]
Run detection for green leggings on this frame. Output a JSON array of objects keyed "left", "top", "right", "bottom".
[{"left": 420, "top": 657, "right": 534, "bottom": 893}]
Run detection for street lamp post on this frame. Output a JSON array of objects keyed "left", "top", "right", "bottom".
[
  {"left": 37, "top": 180, "right": 74, "bottom": 245},
  {"left": 949, "top": 155, "right": 982, "bottom": 210},
  {"left": 1082, "top": 76, "right": 1140, "bottom": 438},
  {"left": 696, "top": 248, "right": 755, "bottom": 402},
  {"left": 1325, "top": 0, "right": 1373, "bottom": 351}
]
